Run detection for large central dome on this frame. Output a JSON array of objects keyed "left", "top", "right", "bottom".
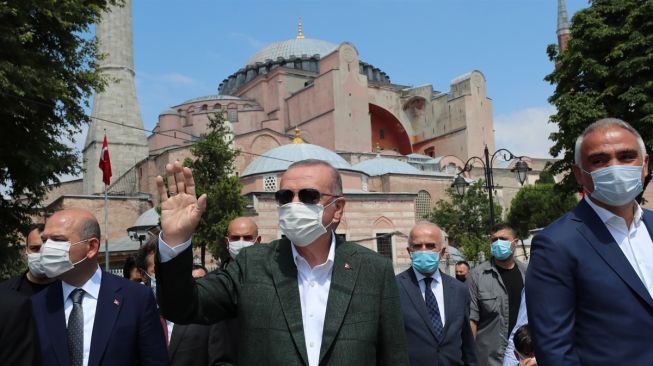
[{"left": 246, "top": 38, "right": 338, "bottom": 66}]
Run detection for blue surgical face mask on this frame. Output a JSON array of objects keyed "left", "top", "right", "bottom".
[
  {"left": 410, "top": 250, "right": 440, "bottom": 274},
  {"left": 491, "top": 239, "right": 513, "bottom": 260},
  {"left": 584, "top": 164, "right": 644, "bottom": 206}
]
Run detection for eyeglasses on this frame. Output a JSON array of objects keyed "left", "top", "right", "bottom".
[{"left": 274, "top": 188, "right": 339, "bottom": 205}]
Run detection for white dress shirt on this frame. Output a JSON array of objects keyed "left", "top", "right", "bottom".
[
  {"left": 585, "top": 196, "right": 653, "bottom": 299},
  {"left": 62, "top": 266, "right": 102, "bottom": 366},
  {"left": 412, "top": 267, "right": 446, "bottom": 327},
  {"left": 291, "top": 233, "right": 335, "bottom": 366}
]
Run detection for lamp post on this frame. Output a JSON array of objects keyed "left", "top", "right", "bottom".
[{"left": 451, "top": 145, "right": 531, "bottom": 227}]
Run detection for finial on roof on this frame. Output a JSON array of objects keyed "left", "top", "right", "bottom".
[
  {"left": 297, "top": 17, "right": 305, "bottom": 39},
  {"left": 292, "top": 127, "right": 304, "bottom": 144}
]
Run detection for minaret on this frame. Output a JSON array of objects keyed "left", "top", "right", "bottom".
[
  {"left": 83, "top": 0, "right": 148, "bottom": 195},
  {"left": 557, "top": 0, "right": 571, "bottom": 53}
]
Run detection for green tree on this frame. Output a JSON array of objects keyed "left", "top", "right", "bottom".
[
  {"left": 0, "top": 0, "right": 118, "bottom": 278},
  {"left": 508, "top": 171, "right": 578, "bottom": 239},
  {"left": 546, "top": 0, "right": 653, "bottom": 194},
  {"left": 184, "top": 112, "right": 247, "bottom": 261},
  {"left": 428, "top": 181, "right": 502, "bottom": 262}
]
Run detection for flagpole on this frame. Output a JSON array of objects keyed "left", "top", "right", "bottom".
[{"left": 105, "top": 181, "right": 109, "bottom": 270}]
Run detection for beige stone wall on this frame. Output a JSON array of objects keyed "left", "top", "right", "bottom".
[
  {"left": 43, "top": 180, "right": 85, "bottom": 207},
  {"left": 46, "top": 195, "right": 151, "bottom": 241}
]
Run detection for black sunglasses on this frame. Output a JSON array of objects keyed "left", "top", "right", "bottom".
[{"left": 275, "top": 188, "right": 339, "bottom": 205}]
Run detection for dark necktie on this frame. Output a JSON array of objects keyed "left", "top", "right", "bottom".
[
  {"left": 67, "top": 288, "right": 85, "bottom": 366},
  {"left": 424, "top": 277, "right": 444, "bottom": 341}
]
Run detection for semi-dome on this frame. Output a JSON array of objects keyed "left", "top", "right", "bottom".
[
  {"left": 132, "top": 208, "right": 159, "bottom": 228},
  {"left": 352, "top": 156, "right": 425, "bottom": 176},
  {"left": 246, "top": 38, "right": 338, "bottom": 66},
  {"left": 242, "top": 142, "right": 354, "bottom": 177}
]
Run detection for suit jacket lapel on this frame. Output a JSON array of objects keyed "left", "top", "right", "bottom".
[
  {"left": 167, "top": 324, "right": 187, "bottom": 360},
  {"left": 44, "top": 282, "right": 70, "bottom": 366},
  {"left": 575, "top": 200, "right": 653, "bottom": 309},
  {"left": 88, "top": 272, "right": 123, "bottom": 366},
  {"left": 319, "top": 240, "right": 362, "bottom": 363},
  {"left": 401, "top": 269, "right": 439, "bottom": 342},
  {"left": 441, "top": 273, "right": 456, "bottom": 341},
  {"left": 271, "top": 239, "right": 309, "bottom": 365}
]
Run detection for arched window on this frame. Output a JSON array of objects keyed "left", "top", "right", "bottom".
[{"left": 415, "top": 190, "right": 432, "bottom": 219}]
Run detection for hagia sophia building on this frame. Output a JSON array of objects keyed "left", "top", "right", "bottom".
[{"left": 40, "top": 1, "right": 585, "bottom": 273}]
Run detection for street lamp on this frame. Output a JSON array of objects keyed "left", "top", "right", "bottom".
[{"left": 450, "top": 145, "right": 531, "bottom": 227}]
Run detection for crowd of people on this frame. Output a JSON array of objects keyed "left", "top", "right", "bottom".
[{"left": 1, "top": 117, "right": 651, "bottom": 366}]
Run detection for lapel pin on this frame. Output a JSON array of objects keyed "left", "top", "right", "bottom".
[
  {"left": 113, "top": 298, "right": 120, "bottom": 306},
  {"left": 344, "top": 262, "right": 352, "bottom": 270}
]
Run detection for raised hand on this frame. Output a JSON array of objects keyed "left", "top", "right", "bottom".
[{"left": 156, "top": 161, "right": 207, "bottom": 246}]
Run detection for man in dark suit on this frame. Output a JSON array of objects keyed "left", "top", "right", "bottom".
[
  {"left": 526, "top": 118, "right": 653, "bottom": 365},
  {"left": 155, "top": 159, "right": 409, "bottom": 366},
  {"left": 397, "top": 222, "right": 477, "bottom": 366},
  {"left": 137, "top": 234, "right": 237, "bottom": 366},
  {"left": 0, "top": 288, "right": 41, "bottom": 366},
  {"left": 31, "top": 208, "right": 168, "bottom": 366}
]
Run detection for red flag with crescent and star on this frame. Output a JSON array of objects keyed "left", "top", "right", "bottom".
[{"left": 98, "top": 134, "right": 112, "bottom": 186}]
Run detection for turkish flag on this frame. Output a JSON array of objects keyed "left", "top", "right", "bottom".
[{"left": 98, "top": 134, "right": 112, "bottom": 186}]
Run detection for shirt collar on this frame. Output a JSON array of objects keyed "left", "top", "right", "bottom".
[
  {"left": 62, "top": 266, "right": 102, "bottom": 302},
  {"left": 584, "top": 195, "right": 642, "bottom": 226},
  {"left": 291, "top": 231, "right": 336, "bottom": 268},
  {"left": 412, "top": 266, "right": 441, "bottom": 283}
]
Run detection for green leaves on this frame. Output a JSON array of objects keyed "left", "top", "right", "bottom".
[
  {"left": 546, "top": 0, "right": 653, "bottom": 194},
  {"left": 0, "top": 0, "right": 117, "bottom": 278},
  {"left": 185, "top": 112, "right": 246, "bottom": 261},
  {"left": 428, "top": 181, "right": 501, "bottom": 262}
]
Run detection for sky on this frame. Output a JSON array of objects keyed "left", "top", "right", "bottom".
[{"left": 81, "top": 0, "right": 589, "bottom": 169}]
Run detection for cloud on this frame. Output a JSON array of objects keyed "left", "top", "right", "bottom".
[
  {"left": 161, "top": 73, "right": 197, "bottom": 85},
  {"left": 494, "top": 106, "right": 558, "bottom": 159}
]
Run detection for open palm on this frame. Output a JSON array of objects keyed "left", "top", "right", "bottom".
[{"left": 156, "top": 161, "right": 207, "bottom": 246}]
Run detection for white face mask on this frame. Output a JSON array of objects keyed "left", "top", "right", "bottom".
[
  {"left": 27, "top": 252, "right": 47, "bottom": 278},
  {"left": 278, "top": 199, "right": 337, "bottom": 247},
  {"left": 585, "top": 164, "right": 644, "bottom": 206},
  {"left": 40, "top": 239, "right": 89, "bottom": 278},
  {"left": 228, "top": 240, "right": 255, "bottom": 259}
]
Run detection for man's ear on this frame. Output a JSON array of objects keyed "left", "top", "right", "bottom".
[
  {"left": 87, "top": 237, "right": 100, "bottom": 258},
  {"left": 224, "top": 237, "right": 230, "bottom": 247},
  {"left": 255, "top": 235, "right": 261, "bottom": 244},
  {"left": 332, "top": 197, "right": 346, "bottom": 223}
]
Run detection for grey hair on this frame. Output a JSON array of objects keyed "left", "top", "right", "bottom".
[
  {"left": 574, "top": 118, "right": 646, "bottom": 168},
  {"left": 412, "top": 221, "right": 446, "bottom": 247},
  {"left": 80, "top": 217, "right": 101, "bottom": 241},
  {"left": 286, "top": 159, "right": 343, "bottom": 195}
]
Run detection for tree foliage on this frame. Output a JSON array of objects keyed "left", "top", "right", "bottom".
[
  {"left": 0, "top": 0, "right": 118, "bottom": 277},
  {"left": 184, "top": 113, "right": 246, "bottom": 261},
  {"left": 546, "top": 0, "right": 653, "bottom": 194},
  {"left": 508, "top": 171, "right": 578, "bottom": 239},
  {"left": 428, "top": 181, "right": 502, "bottom": 262}
]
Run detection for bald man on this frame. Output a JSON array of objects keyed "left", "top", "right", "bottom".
[
  {"left": 223, "top": 216, "right": 261, "bottom": 268},
  {"left": 30, "top": 208, "right": 167, "bottom": 366},
  {"left": 396, "top": 222, "right": 478, "bottom": 366}
]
